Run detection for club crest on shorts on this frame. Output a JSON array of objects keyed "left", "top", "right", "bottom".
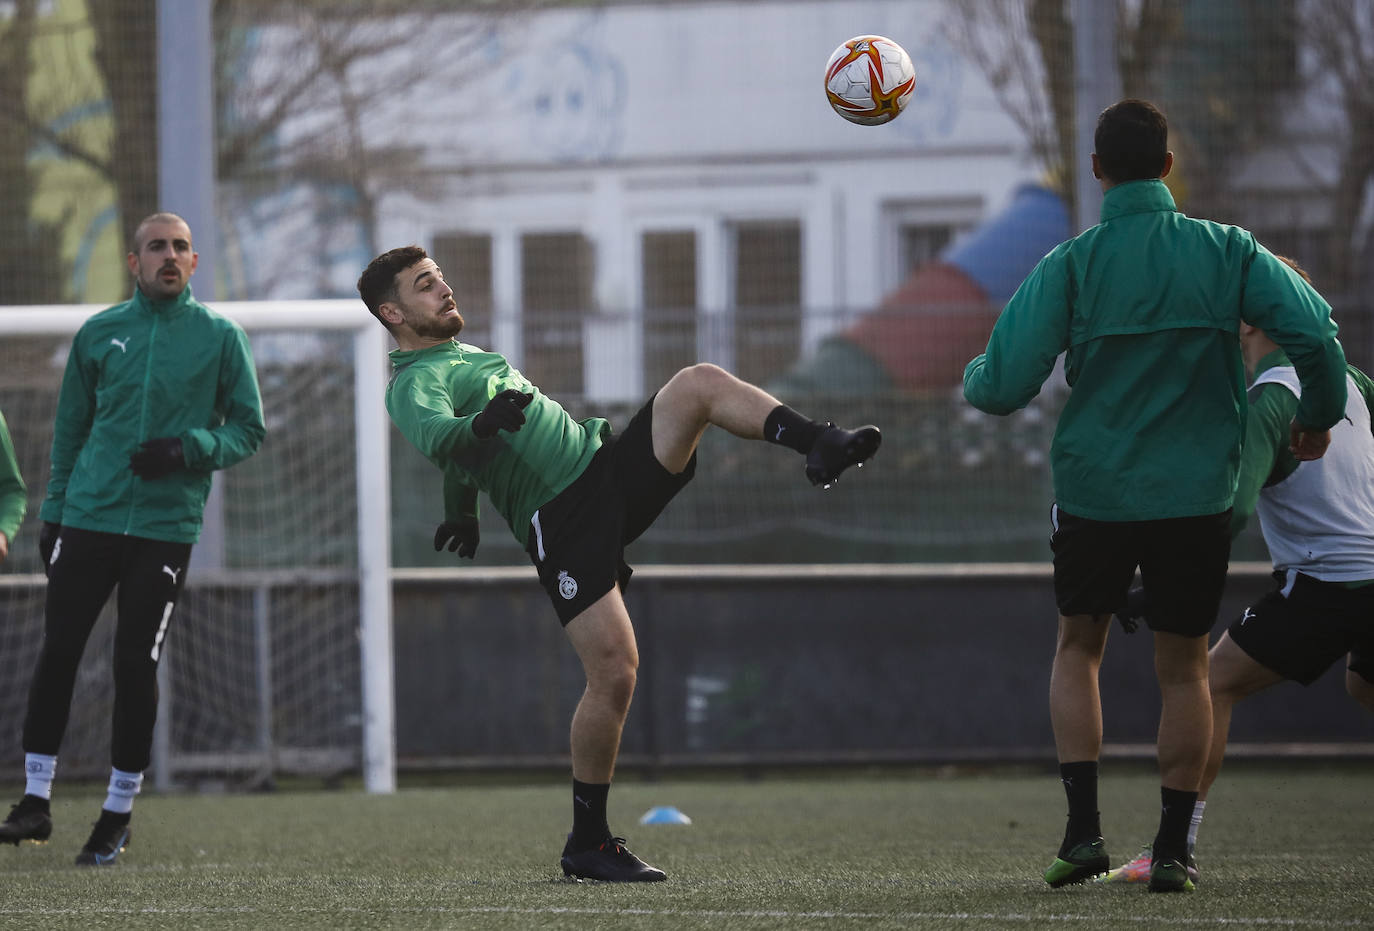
[{"left": 557, "top": 569, "right": 578, "bottom": 600}]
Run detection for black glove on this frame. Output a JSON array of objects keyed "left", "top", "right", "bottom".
[
  {"left": 434, "top": 518, "right": 480, "bottom": 559},
  {"left": 470, "top": 390, "right": 533, "bottom": 439},
  {"left": 130, "top": 437, "right": 184, "bottom": 479},
  {"left": 1115, "top": 586, "right": 1145, "bottom": 634},
  {"left": 38, "top": 521, "right": 60, "bottom": 575}
]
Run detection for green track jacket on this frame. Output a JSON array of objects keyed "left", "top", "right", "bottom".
[
  {"left": 964, "top": 180, "right": 1347, "bottom": 522},
  {"left": 39, "top": 285, "right": 265, "bottom": 544},
  {"left": 386, "top": 339, "right": 608, "bottom": 547}
]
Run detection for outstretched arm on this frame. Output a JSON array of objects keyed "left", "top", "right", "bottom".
[{"left": 964, "top": 252, "right": 1070, "bottom": 416}]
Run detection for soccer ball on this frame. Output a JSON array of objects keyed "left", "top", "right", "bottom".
[{"left": 824, "top": 35, "right": 916, "bottom": 126}]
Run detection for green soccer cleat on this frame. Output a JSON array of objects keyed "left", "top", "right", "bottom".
[
  {"left": 1044, "top": 836, "right": 1110, "bottom": 887},
  {"left": 1098, "top": 844, "right": 1200, "bottom": 885},
  {"left": 1148, "top": 857, "right": 1196, "bottom": 893}
]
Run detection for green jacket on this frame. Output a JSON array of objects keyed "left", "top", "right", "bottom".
[
  {"left": 386, "top": 339, "right": 608, "bottom": 547},
  {"left": 0, "top": 410, "right": 24, "bottom": 546},
  {"left": 964, "top": 180, "right": 1347, "bottom": 522},
  {"left": 39, "top": 285, "right": 265, "bottom": 544}
]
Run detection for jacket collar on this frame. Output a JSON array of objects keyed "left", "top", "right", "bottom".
[
  {"left": 1099, "top": 179, "right": 1177, "bottom": 223},
  {"left": 132, "top": 283, "right": 195, "bottom": 316},
  {"left": 389, "top": 337, "right": 465, "bottom": 363}
]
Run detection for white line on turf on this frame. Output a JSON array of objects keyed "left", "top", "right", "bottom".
[{"left": 0, "top": 906, "right": 1362, "bottom": 926}]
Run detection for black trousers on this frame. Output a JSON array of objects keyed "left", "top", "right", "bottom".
[{"left": 23, "top": 527, "right": 192, "bottom": 773}]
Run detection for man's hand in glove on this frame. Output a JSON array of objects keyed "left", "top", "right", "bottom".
[
  {"left": 130, "top": 437, "right": 184, "bottom": 480},
  {"left": 1114, "top": 586, "right": 1146, "bottom": 634},
  {"left": 471, "top": 390, "right": 533, "bottom": 439},
  {"left": 434, "top": 518, "right": 480, "bottom": 559}
]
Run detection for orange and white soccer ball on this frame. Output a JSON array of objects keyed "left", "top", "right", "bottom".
[{"left": 824, "top": 35, "right": 916, "bottom": 126}]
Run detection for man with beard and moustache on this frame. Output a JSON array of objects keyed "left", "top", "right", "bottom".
[
  {"left": 357, "top": 244, "right": 882, "bottom": 882},
  {"left": 0, "top": 213, "right": 264, "bottom": 866}
]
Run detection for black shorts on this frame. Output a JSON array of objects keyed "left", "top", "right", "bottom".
[
  {"left": 1228, "top": 571, "right": 1374, "bottom": 686},
  {"left": 525, "top": 394, "right": 696, "bottom": 626},
  {"left": 1049, "top": 504, "right": 1231, "bottom": 637}
]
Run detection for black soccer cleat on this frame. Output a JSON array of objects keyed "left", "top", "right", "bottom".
[
  {"left": 560, "top": 834, "right": 666, "bottom": 882},
  {"left": 75, "top": 810, "right": 131, "bottom": 866},
  {"left": 805, "top": 423, "right": 882, "bottom": 488},
  {"left": 0, "top": 794, "right": 52, "bottom": 845}
]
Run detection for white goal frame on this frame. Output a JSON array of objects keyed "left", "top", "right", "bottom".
[{"left": 0, "top": 301, "right": 396, "bottom": 794}]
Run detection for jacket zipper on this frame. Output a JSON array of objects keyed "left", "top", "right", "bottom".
[{"left": 127, "top": 312, "right": 159, "bottom": 535}]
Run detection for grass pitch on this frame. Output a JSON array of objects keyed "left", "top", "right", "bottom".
[{"left": 0, "top": 761, "right": 1370, "bottom": 929}]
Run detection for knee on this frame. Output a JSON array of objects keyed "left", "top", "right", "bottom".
[
  {"left": 589, "top": 655, "right": 638, "bottom": 712},
  {"left": 1154, "top": 631, "right": 1211, "bottom": 684},
  {"left": 1206, "top": 675, "right": 1241, "bottom": 706},
  {"left": 1054, "top": 616, "right": 1110, "bottom": 661},
  {"left": 113, "top": 640, "right": 156, "bottom": 682},
  {"left": 668, "top": 363, "right": 731, "bottom": 397},
  {"left": 36, "top": 631, "right": 87, "bottom": 670}
]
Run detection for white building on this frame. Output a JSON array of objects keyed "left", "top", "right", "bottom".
[{"left": 228, "top": 0, "right": 1039, "bottom": 401}]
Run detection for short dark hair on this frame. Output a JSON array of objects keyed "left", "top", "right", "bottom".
[
  {"left": 1094, "top": 99, "right": 1168, "bottom": 183},
  {"left": 357, "top": 245, "right": 430, "bottom": 326},
  {"left": 1275, "top": 254, "right": 1313, "bottom": 285},
  {"left": 132, "top": 212, "right": 191, "bottom": 252}
]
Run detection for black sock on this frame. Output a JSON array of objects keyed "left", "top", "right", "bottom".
[
  {"left": 571, "top": 780, "right": 610, "bottom": 850},
  {"left": 1152, "top": 786, "right": 1198, "bottom": 864},
  {"left": 1058, "top": 760, "right": 1101, "bottom": 855},
  {"left": 763, "top": 405, "right": 826, "bottom": 454},
  {"left": 98, "top": 809, "right": 130, "bottom": 825}
]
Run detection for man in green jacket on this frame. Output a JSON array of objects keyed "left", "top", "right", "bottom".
[
  {"left": 1102, "top": 257, "right": 1374, "bottom": 885},
  {"left": 358, "top": 244, "right": 881, "bottom": 882},
  {"left": 0, "top": 213, "right": 265, "bottom": 866},
  {"left": 963, "top": 100, "right": 1348, "bottom": 893},
  {"left": 0, "top": 408, "right": 25, "bottom": 566}
]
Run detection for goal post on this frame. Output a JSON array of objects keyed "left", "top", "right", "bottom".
[{"left": 0, "top": 301, "right": 396, "bottom": 794}]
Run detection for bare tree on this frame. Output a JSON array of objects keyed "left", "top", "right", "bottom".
[
  {"left": 941, "top": 2, "right": 1067, "bottom": 197},
  {"left": 213, "top": 2, "right": 543, "bottom": 296},
  {"left": 1302, "top": 0, "right": 1374, "bottom": 294},
  {"left": 89, "top": 0, "right": 159, "bottom": 251},
  {"left": 0, "top": 1, "right": 542, "bottom": 302},
  {"left": 942, "top": 0, "right": 1186, "bottom": 225},
  {"left": 0, "top": 0, "right": 71, "bottom": 304},
  {"left": 943, "top": 1, "right": 1373, "bottom": 276}
]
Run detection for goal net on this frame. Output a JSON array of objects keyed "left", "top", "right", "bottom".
[{"left": 0, "top": 302, "right": 395, "bottom": 792}]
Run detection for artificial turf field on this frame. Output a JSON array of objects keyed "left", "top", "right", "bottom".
[{"left": 0, "top": 761, "right": 1370, "bottom": 930}]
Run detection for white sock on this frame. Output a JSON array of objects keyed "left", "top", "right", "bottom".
[
  {"left": 103, "top": 769, "right": 143, "bottom": 815},
  {"left": 1186, "top": 799, "right": 1206, "bottom": 853},
  {"left": 23, "top": 753, "right": 57, "bottom": 800}
]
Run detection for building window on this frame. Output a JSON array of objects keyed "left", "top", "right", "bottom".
[
  {"left": 641, "top": 230, "right": 697, "bottom": 390},
  {"left": 899, "top": 224, "right": 957, "bottom": 273},
  {"left": 522, "top": 232, "right": 593, "bottom": 396},
  {"left": 430, "top": 232, "right": 493, "bottom": 346},
  {"left": 883, "top": 198, "right": 982, "bottom": 294},
  {"left": 731, "top": 220, "right": 801, "bottom": 385}
]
